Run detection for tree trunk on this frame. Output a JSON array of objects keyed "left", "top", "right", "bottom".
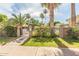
[
  {"left": 17, "top": 26, "right": 20, "bottom": 37},
  {"left": 70, "top": 3, "right": 76, "bottom": 27},
  {"left": 49, "top": 3, "right": 55, "bottom": 37},
  {"left": 28, "top": 25, "right": 32, "bottom": 38}
]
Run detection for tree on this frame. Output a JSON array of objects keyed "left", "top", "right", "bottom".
[
  {"left": 26, "top": 18, "right": 40, "bottom": 30},
  {"left": 40, "top": 13, "right": 45, "bottom": 37},
  {"left": 25, "top": 13, "right": 31, "bottom": 25},
  {"left": 40, "top": 13, "right": 45, "bottom": 25},
  {"left": 41, "top": 3, "right": 61, "bottom": 37},
  {"left": 0, "top": 14, "right": 8, "bottom": 30},
  {"left": 25, "top": 13, "right": 33, "bottom": 37},
  {"left": 54, "top": 21, "right": 61, "bottom": 26},
  {"left": 0, "top": 14, "right": 7, "bottom": 22},
  {"left": 70, "top": 3, "right": 76, "bottom": 27},
  {"left": 0, "top": 14, "right": 8, "bottom": 36},
  {"left": 11, "top": 13, "right": 26, "bottom": 37},
  {"left": 30, "top": 18, "right": 40, "bottom": 26}
]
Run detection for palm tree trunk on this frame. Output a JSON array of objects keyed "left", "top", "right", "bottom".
[
  {"left": 17, "top": 26, "right": 20, "bottom": 37},
  {"left": 29, "top": 25, "right": 32, "bottom": 38},
  {"left": 49, "top": 3, "right": 55, "bottom": 37},
  {"left": 28, "top": 19, "right": 32, "bottom": 38},
  {"left": 20, "top": 25, "right": 23, "bottom": 36},
  {"left": 70, "top": 3, "right": 76, "bottom": 27}
]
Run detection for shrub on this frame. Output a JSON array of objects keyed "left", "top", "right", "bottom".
[
  {"left": 4, "top": 26, "right": 17, "bottom": 37},
  {"left": 66, "top": 28, "right": 79, "bottom": 40},
  {"left": 32, "top": 28, "right": 42, "bottom": 37},
  {"left": 41, "top": 28, "right": 51, "bottom": 37},
  {"left": 32, "top": 27, "right": 57, "bottom": 37}
]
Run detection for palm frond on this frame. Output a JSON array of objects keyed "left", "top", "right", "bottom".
[{"left": 12, "top": 13, "right": 18, "bottom": 19}]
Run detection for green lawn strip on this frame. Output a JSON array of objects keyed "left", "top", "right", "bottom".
[
  {"left": 58, "top": 38, "right": 79, "bottom": 48},
  {"left": 23, "top": 37, "right": 79, "bottom": 47},
  {"left": 23, "top": 37, "right": 58, "bottom": 47}
]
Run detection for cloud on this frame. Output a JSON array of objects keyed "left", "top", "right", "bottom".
[
  {"left": 0, "top": 3, "right": 13, "bottom": 12},
  {"left": 54, "top": 11, "right": 65, "bottom": 16},
  {"left": 20, "top": 8, "right": 42, "bottom": 18},
  {"left": 31, "top": 12, "right": 41, "bottom": 17},
  {"left": 0, "top": 3, "right": 49, "bottom": 19},
  {"left": 20, "top": 6, "right": 44, "bottom": 18}
]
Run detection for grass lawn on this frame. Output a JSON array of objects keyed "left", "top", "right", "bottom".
[
  {"left": 22, "top": 37, "right": 79, "bottom": 48},
  {"left": 0, "top": 37, "right": 17, "bottom": 45},
  {"left": 22, "top": 37, "right": 58, "bottom": 47}
]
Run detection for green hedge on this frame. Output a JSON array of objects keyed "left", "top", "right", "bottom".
[{"left": 4, "top": 26, "right": 17, "bottom": 37}]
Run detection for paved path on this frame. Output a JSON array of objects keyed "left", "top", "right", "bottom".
[
  {"left": 0, "top": 46, "right": 79, "bottom": 56},
  {"left": 5, "top": 30, "right": 29, "bottom": 46},
  {"left": 16, "top": 31, "right": 29, "bottom": 45}
]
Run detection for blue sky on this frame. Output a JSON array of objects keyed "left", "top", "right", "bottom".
[
  {"left": 55, "top": 3, "right": 79, "bottom": 24},
  {"left": 0, "top": 3, "right": 79, "bottom": 24}
]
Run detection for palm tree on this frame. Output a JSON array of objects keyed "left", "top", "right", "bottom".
[
  {"left": 43, "top": 8, "right": 48, "bottom": 24},
  {"left": 41, "top": 3, "right": 60, "bottom": 37},
  {"left": 70, "top": 3, "right": 76, "bottom": 27},
  {"left": 11, "top": 13, "right": 26, "bottom": 37},
  {"left": 40, "top": 13, "right": 45, "bottom": 37},
  {"left": 54, "top": 21, "right": 61, "bottom": 26},
  {"left": 30, "top": 18, "right": 40, "bottom": 29},
  {"left": 40, "top": 13, "right": 45, "bottom": 25},
  {"left": 25, "top": 13, "right": 32, "bottom": 37},
  {"left": 25, "top": 13, "right": 31, "bottom": 25}
]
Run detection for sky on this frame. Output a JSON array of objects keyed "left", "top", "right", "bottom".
[{"left": 0, "top": 3, "right": 79, "bottom": 24}]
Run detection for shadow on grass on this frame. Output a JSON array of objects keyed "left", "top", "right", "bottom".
[
  {"left": 32, "top": 36, "right": 53, "bottom": 42},
  {"left": 54, "top": 38, "right": 68, "bottom": 48},
  {"left": 53, "top": 37, "right": 79, "bottom": 56},
  {"left": 63, "top": 37, "right": 79, "bottom": 44},
  {"left": 0, "top": 37, "right": 17, "bottom": 45}
]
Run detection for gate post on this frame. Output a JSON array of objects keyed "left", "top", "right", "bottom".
[
  {"left": 59, "top": 25, "right": 64, "bottom": 38},
  {"left": 59, "top": 24, "right": 69, "bottom": 38}
]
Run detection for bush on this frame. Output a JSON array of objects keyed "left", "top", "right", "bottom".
[
  {"left": 66, "top": 28, "right": 79, "bottom": 40},
  {"left": 32, "top": 28, "right": 40, "bottom": 37},
  {"left": 32, "top": 27, "right": 57, "bottom": 37},
  {"left": 41, "top": 28, "right": 51, "bottom": 37},
  {"left": 4, "top": 26, "right": 17, "bottom": 37}
]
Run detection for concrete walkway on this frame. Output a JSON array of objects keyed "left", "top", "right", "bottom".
[
  {"left": 0, "top": 46, "right": 79, "bottom": 56},
  {"left": 16, "top": 31, "right": 29, "bottom": 45},
  {"left": 5, "top": 31, "right": 29, "bottom": 46}
]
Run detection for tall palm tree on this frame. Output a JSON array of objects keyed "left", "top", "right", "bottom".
[
  {"left": 11, "top": 13, "right": 26, "bottom": 37},
  {"left": 30, "top": 18, "right": 40, "bottom": 28},
  {"left": 40, "top": 13, "right": 45, "bottom": 25},
  {"left": 25, "top": 13, "right": 32, "bottom": 37},
  {"left": 40, "top": 13, "right": 46, "bottom": 37},
  {"left": 54, "top": 21, "right": 61, "bottom": 26},
  {"left": 26, "top": 18, "right": 40, "bottom": 37},
  {"left": 41, "top": 3, "right": 60, "bottom": 37},
  {"left": 43, "top": 8, "right": 48, "bottom": 24},
  {"left": 70, "top": 3, "right": 76, "bottom": 27},
  {"left": 25, "top": 13, "right": 31, "bottom": 25}
]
